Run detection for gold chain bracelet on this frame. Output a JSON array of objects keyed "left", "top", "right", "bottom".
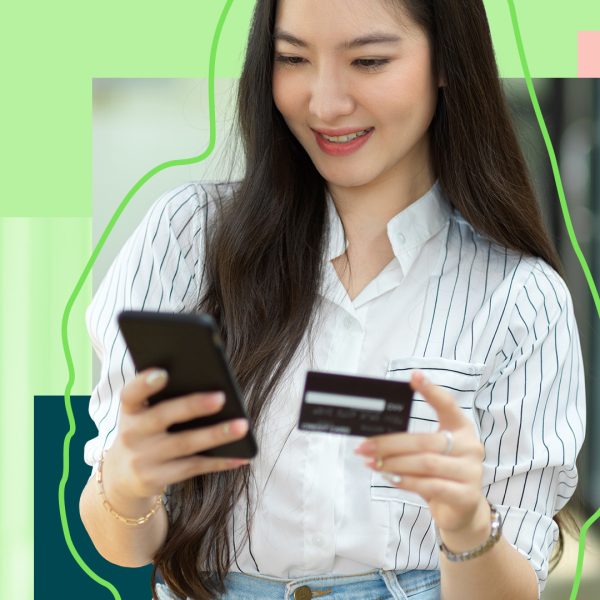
[{"left": 96, "top": 453, "right": 165, "bottom": 526}]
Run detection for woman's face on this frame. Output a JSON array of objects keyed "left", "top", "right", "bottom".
[{"left": 272, "top": 0, "right": 441, "bottom": 192}]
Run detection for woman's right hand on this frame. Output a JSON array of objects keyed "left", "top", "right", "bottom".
[{"left": 101, "top": 368, "right": 250, "bottom": 507}]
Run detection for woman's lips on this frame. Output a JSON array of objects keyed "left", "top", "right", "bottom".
[{"left": 313, "top": 128, "right": 374, "bottom": 157}]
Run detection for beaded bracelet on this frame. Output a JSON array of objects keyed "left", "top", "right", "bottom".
[{"left": 96, "top": 453, "right": 165, "bottom": 526}]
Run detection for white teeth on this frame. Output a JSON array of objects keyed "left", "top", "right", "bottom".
[{"left": 320, "top": 129, "right": 371, "bottom": 143}]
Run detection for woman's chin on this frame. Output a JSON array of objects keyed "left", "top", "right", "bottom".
[{"left": 318, "top": 169, "right": 376, "bottom": 190}]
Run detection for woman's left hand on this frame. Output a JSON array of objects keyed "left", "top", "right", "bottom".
[{"left": 355, "top": 370, "right": 490, "bottom": 538}]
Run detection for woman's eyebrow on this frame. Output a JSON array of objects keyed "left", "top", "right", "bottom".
[{"left": 273, "top": 30, "right": 401, "bottom": 49}]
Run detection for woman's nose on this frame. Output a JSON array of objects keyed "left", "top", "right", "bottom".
[{"left": 308, "top": 69, "right": 355, "bottom": 123}]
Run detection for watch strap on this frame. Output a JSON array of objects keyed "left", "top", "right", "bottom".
[{"left": 435, "top": 501, "right": 503, "bottom": 562}]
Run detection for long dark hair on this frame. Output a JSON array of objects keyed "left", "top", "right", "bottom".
[{"left": 152, "top": 1, "right": 569, "bottom": 597}]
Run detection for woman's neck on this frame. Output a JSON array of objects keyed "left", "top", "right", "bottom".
[{"left": 327, "top": 166, "right": 436, "bottom": 253}]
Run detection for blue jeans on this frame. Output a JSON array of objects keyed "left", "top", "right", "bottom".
[{"left": 155, "top": 569, "right": 440, "bottom": 599}]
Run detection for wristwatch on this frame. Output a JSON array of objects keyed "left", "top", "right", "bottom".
[{"left": 435, "top": 501, "right": 503, "bottom": 562}]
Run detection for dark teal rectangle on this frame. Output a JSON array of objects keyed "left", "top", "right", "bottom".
[{"left": 34, "top": 395, "right": 152, "bottom": 600}]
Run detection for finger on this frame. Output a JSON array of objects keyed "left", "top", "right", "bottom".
[
  {"left": 384, "top": 474, "right": 477, "bottom": 507},
  {"left": 410, "top": 370, "right": 467, "bottom": 430},
  {"left": 367, "top": 453, "right": 480, "bottom": 482},
  {"left": 166, "top": 455, "right": 251, "bottom": 486},
  {"left": 148, "top": 455, "right": 251, "bottom": 491},
  {"left": 121, "top": 368, "right": 169, "bottom": 414},
  {"left": 137, "top": 391, "right": 226, "bottom": 436},
  {"left": 356, "top": 430, "right": 481, "bottom": 459},
  {"left": 154, "top": 417, "right": 250, "bottom": 460}
]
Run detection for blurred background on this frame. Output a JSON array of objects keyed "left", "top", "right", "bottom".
[
  {"left": 504, "top": 77, "right": 600, "bottom": 599},
  {"left": 93, "top": 77, "right": 600, "bottom": 598}
]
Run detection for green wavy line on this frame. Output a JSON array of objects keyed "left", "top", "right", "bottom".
[
  {"left": 508, "top": 1, "right": 600, "bottom": 319},
  {"left": 507, "top": 1, "right": 600, "bottom": 599},
  {"left": 58, "top": 1, "right": 234, "bottom": 598}
]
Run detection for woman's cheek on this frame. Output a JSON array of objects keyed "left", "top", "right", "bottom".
[
  {"left": 272, "top": 69, "right": 291, "bottom": 112},
  {"left": 272, "top": 72, "right": 286, "bottom": 115},
  {"left": 273, "top": 71, "right": 302, "bottom": 120}
]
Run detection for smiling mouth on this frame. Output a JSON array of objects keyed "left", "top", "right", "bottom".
[{"left": 317, "top": 128, "right": 373, "bottom": 144}]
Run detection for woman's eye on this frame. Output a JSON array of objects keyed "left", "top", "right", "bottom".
[
  {"left": 273, "top": 56, "right": 390, "bottom": 71},
  {"left": 274, "top": 55, "right": 306, "bottom": 66},
  {"left": 353, "top": 58, "right": 390, "bottom": 71}
]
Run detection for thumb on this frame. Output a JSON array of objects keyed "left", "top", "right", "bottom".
[{"left": 410, "top": 370, "right": 465, "bottom": 430}]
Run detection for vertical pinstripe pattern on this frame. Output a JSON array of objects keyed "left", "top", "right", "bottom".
[
  {"left": 85, "top": 182, "right": 585, "bottom": 595},
  {"left": 85, "top": 183, "right": 209, "bottom": 464}
]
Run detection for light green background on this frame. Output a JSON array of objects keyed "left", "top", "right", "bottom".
[
  {"left": 2, "top": 1, "right": 599, "bottom": 599},
  {"left": 3, "top": 0, "right": 600, "bottom": 217}
]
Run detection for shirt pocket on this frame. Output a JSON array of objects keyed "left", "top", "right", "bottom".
[{"left": 370, "top": 356, "right": 485, "bottom": 506}]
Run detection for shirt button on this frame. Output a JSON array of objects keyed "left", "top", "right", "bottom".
[
  {"left": 312, "top": 534, "right": 324, "bottom": 547},
  {"left": 398, "top": 233, "right": 406, "bottom": 244},
  {"left": 344, "top": 316, "right": 354, "bottom": 330}
]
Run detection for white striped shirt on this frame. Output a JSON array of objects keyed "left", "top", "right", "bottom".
[{"left": 85, "top": 180, "right": 585, "bottom": 595}]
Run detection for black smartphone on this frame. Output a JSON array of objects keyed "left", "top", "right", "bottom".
[{"left": 117, "top": 310, "right": 257, "bottom": 459}]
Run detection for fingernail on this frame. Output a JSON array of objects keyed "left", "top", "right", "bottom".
[
  {"left": 210, "top": 392, "right": 226, "bottom": 406},
  {"left": 354, "top": 441, "right": 376, "bottom": 455},
  {"left": 224, "top": 419, "right": 248, "bottom": 436},
  {"left": 146, "top": 369, "right": 168, "bottom": 387},
  {"left": 229, "top": 459, "right": 251, "bottom": 467},
  {"left": 412, "top": 370, "right": 428, "bottom": 386},
  {"left": 365, "top": 457, "right": 384, "bottom": 470},
  {"left": 382, "top": 472, "right": 402, "bottom": 485}
]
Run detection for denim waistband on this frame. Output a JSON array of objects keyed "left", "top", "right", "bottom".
[
  {"left": 155, "top": 568, "right": 441, "bottom": 599},
  {"left": 225, "top": 568, "right": 440, "bottom": 596}
]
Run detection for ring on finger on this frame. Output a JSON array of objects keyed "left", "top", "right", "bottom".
[
  {"left": 374, "top": 457, "right": 384, "bottom": 470},
  {"left": 440, "top": 429, "right": 454, "bottom": 456}
]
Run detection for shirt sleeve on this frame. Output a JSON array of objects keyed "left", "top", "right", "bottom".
[
  {"left": 473, "top": 259, "right": 586, "bottom": 595},
  {"left": 84, "top": 182, "right": 208, "bottom": 475}
]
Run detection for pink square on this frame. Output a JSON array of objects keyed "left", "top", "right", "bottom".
[{"left": 578, "top": 31, "right": 600, "bottom": 77}]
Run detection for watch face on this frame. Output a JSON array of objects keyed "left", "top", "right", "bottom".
[{"left": 490, "top": 505, "right": 503, "bottom": 539}]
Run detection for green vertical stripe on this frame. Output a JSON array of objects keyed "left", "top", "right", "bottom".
[{"left": 0, "top": 218, "right": 91, "bottom": 600}]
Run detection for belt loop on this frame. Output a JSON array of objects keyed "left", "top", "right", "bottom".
[{"left": 379, "top": 569, "right": 409, "bottom": 600}]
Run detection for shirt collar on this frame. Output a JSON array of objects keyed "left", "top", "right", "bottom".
[{"left": 324, "top": 180, "right": 453, "bottom": 275}]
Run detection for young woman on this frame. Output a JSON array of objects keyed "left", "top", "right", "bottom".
[{"left": 80, "top": 1, "right": 586, "bottom": 599}]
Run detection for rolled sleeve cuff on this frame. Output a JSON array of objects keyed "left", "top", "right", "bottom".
[{"left": 497, "top": 504, "right": 558, "bottom": 597}]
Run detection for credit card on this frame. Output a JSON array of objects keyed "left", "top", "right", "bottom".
[{"left": 298, "top": 370, "right": 413, "bottom": 436}]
